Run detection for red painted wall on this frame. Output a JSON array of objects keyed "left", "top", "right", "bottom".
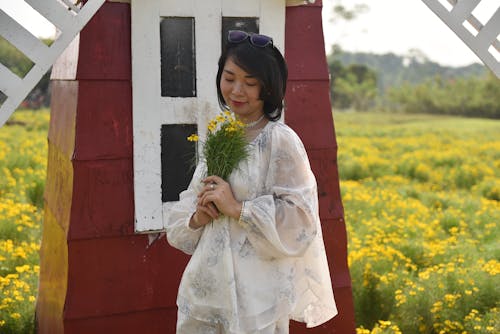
[
  {"left": 285, "top": 2, "right": 356, "bottom": 333},
  {"left": 37, "top": 1, "right": 355, "bottom": 333},
  {"left": 38, "top": 3, "right": 184, "bottom": 333}
]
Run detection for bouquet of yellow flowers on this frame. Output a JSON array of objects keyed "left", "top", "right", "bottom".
[{"left": 187, "top": 111, "right": 249, "bottom": 180}]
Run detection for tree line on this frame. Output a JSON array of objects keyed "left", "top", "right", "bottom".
[{"left": 328, "top": 48, "right": 500, "bottom": 119}]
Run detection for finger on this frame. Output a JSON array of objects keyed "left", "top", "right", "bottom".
[
  {"left": 198, "top": 182, "right": 216, "bottom": 198},
  {"left": 197, "top": 187, "right": 209, "bottom": 198},
  {"left": 198, "top": 205, "right": 218, "bottom": 219},
  {"left": 200, "top": 193, "right": 216, "bottom": 207},
  {"left": 196, "top": 200, "right": 219, "bottom": 219},
  {"left": 203, "top": 175, "right": 224, "bottom": 185},
  {"left": 207, "top": 202, "right": 220, "bottom": 217},
  {"left": 201, "top": 182, "right": 217, "bottom": 194}
]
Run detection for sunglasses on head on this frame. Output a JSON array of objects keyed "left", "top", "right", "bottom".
[{"left": 228, "top": 30, "right": 273, "bottom": 48}]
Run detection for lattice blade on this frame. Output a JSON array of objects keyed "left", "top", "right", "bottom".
[
  {"left": 0, "top": 63, "right": 22, "bottom": 95},
  {"left": 421, "top": 0, "right": 500, "bottom": 78},
  {"left": 451, "top": 0, "right": 481, "bottom": 23},
  {"left": 24, "top": 0, "right": 76, "bottom": 29},
  {"left": 0, "top": 0, "right": 106, "bottom": 128},
  {"left": 0, "top": 10, "right": 49, "bottom": 64},
  {"left": 477, "top": 7, "right": 500, "bottom": 46}
]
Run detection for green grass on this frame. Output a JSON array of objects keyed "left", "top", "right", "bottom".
[{"left": 335, "top": 111, "right": 499, "bottom": 334}]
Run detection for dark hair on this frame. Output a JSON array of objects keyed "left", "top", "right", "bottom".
[{"left": 216, "top": 39, "right": 288, "bottom": 121}]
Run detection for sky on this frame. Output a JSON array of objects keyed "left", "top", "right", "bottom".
[
  {"left": 0, "top": 0, "right": 497, "bottom": 67},
  {"left": 322, "top": 0, "right": 497, "bottom": 67}
]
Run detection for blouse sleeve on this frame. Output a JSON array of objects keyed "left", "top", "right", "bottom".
[
  {"left": 238, "top": 125, "right": 319, "bottom": 259},
  {"left": 164, "top": 164, "right": 205, "bottom": 255}
]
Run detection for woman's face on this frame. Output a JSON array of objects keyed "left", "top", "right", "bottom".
[{"left": 220, "top": 57, "right": 264, "bottom": 123}]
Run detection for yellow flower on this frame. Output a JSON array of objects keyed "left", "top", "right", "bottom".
[
  {"left": 187, "top": 134, "right": 199, "bottom": 142},
  {"left": 202, "top": 111, "right": 249, "bottom": 180},
  {"left": 10, "top": 312, "right": 21, "bottom": 319},
  {"left": 15, "top": 265, "right": 30, "bottom": 273}
]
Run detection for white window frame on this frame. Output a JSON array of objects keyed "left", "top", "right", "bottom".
[{"left": 131, "top": 0, "right": 285, "bottom": 232}]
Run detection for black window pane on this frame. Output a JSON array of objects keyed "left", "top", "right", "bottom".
[
  {"left": 221, "top": 17, "right": 259, "bottom": 50},
  {"left": 160, "top": 17, "right": 196, "bottom": 97},
  {"left": 161, "top": 124, "right": 197, "bottom": 202}
]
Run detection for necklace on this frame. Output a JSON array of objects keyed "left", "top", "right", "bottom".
[{"left": 244, "top": 114, "right": 265, "bottom": 128}]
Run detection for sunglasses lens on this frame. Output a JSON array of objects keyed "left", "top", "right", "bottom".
[
  {"left": 228, "top": 30, "right": 273, "bottom": 48},
  {"left": 250, "top": 34, "right": 272, "bottom": 47},
  {"left": 228, "top": 30, "right": 248, "bottom": 43}
]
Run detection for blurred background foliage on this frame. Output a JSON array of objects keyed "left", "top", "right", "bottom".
[{"left": 327, "top": 1, "right": 499, "bottom": 119}]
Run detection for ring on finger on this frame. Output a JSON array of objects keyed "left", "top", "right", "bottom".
[{"left": 210, "top": 183, "right": 215, "bottom": 190}]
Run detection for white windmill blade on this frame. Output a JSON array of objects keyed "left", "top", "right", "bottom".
[
  {"left": 0, "top": 0, "right": 106, "bottom": 128},
  {"left": 421, "top": 0, "right": 500, "bottom": 78}
]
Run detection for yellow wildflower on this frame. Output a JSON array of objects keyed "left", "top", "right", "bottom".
[{"left": 187, "top": 134, "right": 199, "bottom": 142}]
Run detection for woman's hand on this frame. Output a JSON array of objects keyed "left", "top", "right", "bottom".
[
  {"left": 189, "top": 201, "right": 219, "bottom": 229},
  {"left": 198, "top": 175, "right": 242, "bottom": 220}
]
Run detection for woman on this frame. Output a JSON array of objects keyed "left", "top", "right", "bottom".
[{"left": 165, "top": 30, "right": 337, "bottom": 334}]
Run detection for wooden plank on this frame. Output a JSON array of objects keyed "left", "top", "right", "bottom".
[
  {"left": 73, "top": 81, "right": 132, "bottom": 160},
  {"left": 222, "top": 0, "right": 260, "bottom": 16},
  {"left": 284, "top": 6, "right": 329, "bottom": 80},
  {"left": 63, "top": 235, "right": 188, "bottom": 318},
  {"left": 450, "top": 0, "right": 481, "bottom": 23},
  {"left": 308, "top": 149, "right": 343, "bottom": 221},
  {"left": 284, "top": 80, "right": 336, "bottom": 154},
  {"left": 0, "top": 9, "right": 48, "bottom": 63},
  {"left": 45, "top": 81, "right": 77, "bottom": 230},
  {"left": 70, "top": 159, "right": 134, "bottom": 239},
  {"left": 64, "top": 308, "right": 176, "bottom": 333},
  {"left": 0, "top": 63, "right": 21, "bottom": 95},
  {"left": 50, "top": 35, "right": 79, "bottom": 80},
  {"left": 260, "top": 0, "right": 286, "bottom": 51},
  {"left": 24, "top": 0, "right": 75, "bottom": 29},
  {"left": 60, "top": 0, "right": 81, "bottom": 13},
  {"left": 477, "top": 7, "right": 500, "bottom": 46},
  {"left": 44, "top": 145, "right": 74, "bottom": 235},
  {"left": 195, "top": 0, "right": 221, "bottom": 100},
  {"left": 76, "top": 3, "right": 131, "bottom": 80},
  {"left": 36, "top": 206, "right": 68, "bottom": 334},
  {"left": 158, "top": 0, "right": 195, "bottom": 15},
  {"left": 0, "top": 63, "right": 48, "bottom": 126},
  {"left": 131, "top": 0, "right": 164, "bottom": 232},
  {"left": 47, "top": 80, "right": 78, "bottom": 158}
]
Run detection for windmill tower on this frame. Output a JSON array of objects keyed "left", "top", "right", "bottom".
[{"left": 0, "top": 0, "right": 356, "bottom": 332}]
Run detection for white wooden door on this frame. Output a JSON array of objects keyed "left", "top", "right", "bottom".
[{"left": 132, "top": 0, "right": 285, "bottom": 232}]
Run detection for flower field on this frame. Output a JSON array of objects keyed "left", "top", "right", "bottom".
[
  {"left": 335, "top": 112, "right": 499, "bottom": 334},
  {"left": 0, "top": 109, "right": 498, "bottom": 333},
  {"left": 0, "top": 109, "right": 47, "bottom": 333}
]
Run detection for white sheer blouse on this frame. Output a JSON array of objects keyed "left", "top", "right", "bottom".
[{"left": 165, "top": 121, "right": 337, "bottom": 333}]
